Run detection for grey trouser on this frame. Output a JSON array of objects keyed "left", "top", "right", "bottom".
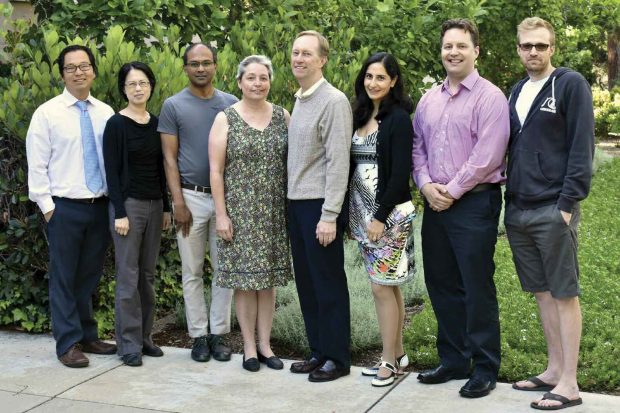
[
  {"left": 177, "top": 189, "right": 232, "bottom": 337},
  {"left": 110, "top": 198, "right": 163, "bottom": 355}
]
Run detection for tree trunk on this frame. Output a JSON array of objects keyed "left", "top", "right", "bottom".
[{"left": 609, "top": 28, "right": 620, "bottom": 90}]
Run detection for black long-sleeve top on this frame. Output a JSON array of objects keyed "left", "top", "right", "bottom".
[{"left": 103, "top": 113, "right": 170, "bottom": 219}]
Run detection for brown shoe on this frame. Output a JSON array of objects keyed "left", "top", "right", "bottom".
[
  {"left": 58, "top": 345, "right": 89, "bottom": 368},
  {"left": 80, "top": 340, "right": 117, "bottom": 355},
  {"left": 290, "top": 357, "right": 322, "bottom": 374}
]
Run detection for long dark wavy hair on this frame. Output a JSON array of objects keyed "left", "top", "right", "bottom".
[{"left": 352, "top": 52, "right": 413, "bottom": 131}]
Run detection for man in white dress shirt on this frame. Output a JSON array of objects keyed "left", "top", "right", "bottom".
[{"left": 26, "top": 45, "right": 117, "bottom": 368}]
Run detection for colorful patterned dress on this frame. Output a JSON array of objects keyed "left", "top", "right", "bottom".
[
  {"left": 349, "top": 130, "right": 415, "bottom": 285},
  {"left": 215, "top": 105, "right": 292, "bottom": 290}
]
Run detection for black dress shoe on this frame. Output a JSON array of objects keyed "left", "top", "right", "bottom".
[
  {"left": 80, "top": 340, "right": 117, "bottom": 355},
  {"left": 142, "top": 344, "right": 164, "bottom": 357},
  {"left": 417, "top": 365, "right": 470, "bottom": 384},
  {"left": 308, "top": 360, "right": 350, "bottom": 382},
  {"left": 290, "top": 357, "right": 322, "bottom": 374},
  {"left": 242, "top": 355, "right": 260, "bottom": 372},
  {"left": 208, "top": 334, "right": 232, "bottom": 362},
  {"left": 459, "top": 377, "right": 496, "bottom": 398},
  {"left": 191, "top": 336, "right": 211, "bottom": 362},
  {"left": 258, "top": 351, "right": 284, "bottom": 370},
  {"left": 122, "top": 353, "right": 143, "bottom": 367}
]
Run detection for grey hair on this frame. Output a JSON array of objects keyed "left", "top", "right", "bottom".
[{"left": 236, "top": 55, "right": 273, "bottom": 80}]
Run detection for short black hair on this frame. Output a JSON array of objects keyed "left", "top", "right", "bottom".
[
  {"left": 117, "top": 61, "right": 156, "bottom": 101},
  {"left": 57, "top": 45, "right": 98, "bottom": 76},
  {"left": 182, "top": 42, "right": 218, "bottom": 65},
  {"left": 352, "top": 52, "right": 413, "bottom": 131},
  {"left": 441, "top": 18, "right": 480, "bottom": 47}
]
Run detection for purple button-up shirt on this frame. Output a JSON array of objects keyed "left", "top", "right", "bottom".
[{"left": 412, "top": 70, "right": 510, "bottom": 199}]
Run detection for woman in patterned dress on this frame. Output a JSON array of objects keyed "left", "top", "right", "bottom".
[
  {"left": 349, "top": 52, "right": 416, "bottom": 387},
  {"left": 209, "top": 55, "right": 292, "bottom": 372}
]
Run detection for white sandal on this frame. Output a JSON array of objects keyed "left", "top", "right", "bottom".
[
  {"left": 371, "top": 361, "right": 397, "bottom": 387},
  {"left": 396, "top": 353, "right": 409, "bottom": 374},
  {"left": 361, "top": 358, "right": 383, "bottom": 376}
]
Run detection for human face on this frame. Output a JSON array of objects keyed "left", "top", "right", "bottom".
[
  {"left": 291, "top": 35, "right": 326, "bottom": 86},
  {"left": 184, "top": 45, "right": 217, "bottom": 88},
  {"left": 441, "top": 28, "right": 479, "bottom": 82},
  {"left": 364, "top": 62, "right": 396, "bottom": 106},
  {"left": 124, "top": 69, "right": 151, "bottom": 106},
  {"left": 238, "top": 63, "right": 271, "bottom": 101},
  {"left": 517, "top": 28, "right": 555, "bottom": 78},
  {"left": 61, "top": 50, "right": 96, "bottom": 100}
]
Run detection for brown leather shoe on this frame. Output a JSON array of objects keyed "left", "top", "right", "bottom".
[
  {"left": 290, "top": 357, "right": 322, "bottom": 374},
  {"left": 308, "top": 360, "right": 350, "bottom": 382},
  {"left": 58, "top": 345, "right": 89, "bottom": 368},
  {"left": 80, "top": 340, "right": 117, "bottom": 355}
]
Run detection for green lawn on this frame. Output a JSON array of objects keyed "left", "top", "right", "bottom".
[{"left": 404, "top": 157, "right": 620, "bottom": 392}]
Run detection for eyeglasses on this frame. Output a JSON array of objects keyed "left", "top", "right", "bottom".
[
  {"left": 125, "top": 80, "right": 151, "bottom": 89},
  {"left": 187, "top": 60, "right": 214, "bottom": 69},
  {"left": 63, "top": 63, "right": 93, "bottom": 73},
  {"left": 518, "top": 43, "right": 551, "bottom": 52}
]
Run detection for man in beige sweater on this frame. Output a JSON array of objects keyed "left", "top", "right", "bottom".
[{"left": 287, "top": 30, "right": 353, "bottom": 383}]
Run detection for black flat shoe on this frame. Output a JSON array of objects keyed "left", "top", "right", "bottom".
[
  {"left": 258, "top": 351, "right": 284, "bottom": 370},
  {"left": 242, "top": 355, "right": 260, "bottom": 372},
  {"left": 417, "top": 365, "right": 470, "bottom": 384},
  {"left": 121, "top": 353, "right": 143, "bottom": 367},
  {"left": 142, "top": 344, "right": 164, "bottom": 357},
  {"left": 459, "top": 377, "right": 496, "bottom": 398}
]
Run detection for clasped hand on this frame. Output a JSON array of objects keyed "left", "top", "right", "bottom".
[{"left": 422, "top": 183, "right": 454, "bottom": 212}]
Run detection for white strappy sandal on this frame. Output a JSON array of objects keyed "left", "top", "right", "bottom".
[{"left": 371, "top": 361, "right": 398, "bottom": 387}]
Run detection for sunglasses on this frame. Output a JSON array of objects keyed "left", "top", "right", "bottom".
[{"left": 518, "top": 43, "right": 551, "bottom": 52}]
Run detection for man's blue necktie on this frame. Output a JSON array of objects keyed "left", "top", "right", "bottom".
[{"left": 76, "top": 101, "right": 103, "bottom": 193}]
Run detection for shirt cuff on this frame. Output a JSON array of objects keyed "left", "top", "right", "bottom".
[
  {"left": 38, "top": 197, "right": 55, "bottom": 215},
  {"left": 415, "top": 175, "right": 432, "bottom": 192},
  {"left": 320, "top": 209, "right": 338, "bottom": 223},
  {"left": 446, "top": 181, "right": 467, "bottom": 200}
]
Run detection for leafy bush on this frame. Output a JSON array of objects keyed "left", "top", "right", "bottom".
[
  {"left": 592, "top": 86, "right": 620, "bottom": 139},
  {"left": 404, "top": 153, "right": 619, "bottom": 392}
]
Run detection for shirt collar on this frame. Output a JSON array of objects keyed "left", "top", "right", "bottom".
[
  {"left": 295, "top": 77, "right": 326, "bottom": 99},
  {"left": 62, "top": 88, "right": 94, "bottom": 107},
  {"left": 441, "top": 69, "right": 480, "bottom": 93}
]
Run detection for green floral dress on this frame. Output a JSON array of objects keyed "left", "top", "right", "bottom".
[{"left": 215, "top": 105, "right": 292, "bottom": 290}]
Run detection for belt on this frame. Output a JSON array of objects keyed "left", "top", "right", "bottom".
[
  {"left": 181, "top": 183, "right": 211, "bottom": 193},
  {"left": 53, "top": 196, "right": 107, "bottom": 204},
  {"left": 469, "top": 183, "right": 500, "bottom": 193}
]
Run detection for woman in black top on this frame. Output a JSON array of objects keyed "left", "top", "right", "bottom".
[
  {"left": 349, "top": 53, "right": 416, "bottom": 387},
  {"left": 103, "top": 62, "right": 171, "bottom": 367}
]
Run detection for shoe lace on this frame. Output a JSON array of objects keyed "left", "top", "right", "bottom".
[
  {"left": 194, "top": 336, "right": 208, "bottom": 348},
  {"left": 209, "top": 334, "right": 225, "bottom": 347}
]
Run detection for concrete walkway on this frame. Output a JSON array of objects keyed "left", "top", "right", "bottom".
[{"left": 1, "top": 331, "right": 618, "bottom": 413}]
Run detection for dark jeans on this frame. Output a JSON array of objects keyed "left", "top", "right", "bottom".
[
  {"left": 421, "top": 188, "right": 502, "bottom": 379},
  {"left": 287, "top": 199, "right": 351, "bottom": 369},
  {"left": 110, "top": 198, "right": 163, "bottom": 355},
  {"left": 47, "top": 197, "right": 110, "bottom": 357}
]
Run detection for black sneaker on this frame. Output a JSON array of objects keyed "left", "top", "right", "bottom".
[
  {"left": 191, "top": 336, "right": 211, "bottom": 362},
  {"left": 208, "top": 334, "right": 232, "bottom": 362}
]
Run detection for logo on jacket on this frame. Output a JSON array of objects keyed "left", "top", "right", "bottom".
[{"left": 540, "top": 97, "right": 556, "bottom": 113}]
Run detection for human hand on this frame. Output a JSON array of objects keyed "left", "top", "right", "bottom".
[
  {"left": 216, "top": 214, "right": 234, "bottom": 242},
  {"left": 366, "top": 219, "right": 385, "bottom": 242},
  {"left": 162, "top": 212, "right": 171, "bottom": 231},
  {"left": 316, "top": 220, "right": 337, "bottom": 246},
  {"left": 560, "top": 210, "right": 572, "bottom": 226},
  {"left": 421, "top": 183, "right": 454, "bottom": 212},
  {"left": 115, "top": 217, "right": 130, "bottom": 236},
  {"left": 44, "top": 209, "right": 54, "bottom": 223},
  {"left": 174, "top": 203, "right": 193, "bottom": 237}
]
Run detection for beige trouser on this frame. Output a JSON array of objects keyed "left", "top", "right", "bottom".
[{"left": 177, "top": 189, "right": 233, "bottom": 337}]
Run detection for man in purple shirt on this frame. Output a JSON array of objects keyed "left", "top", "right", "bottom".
[{"left": 412, "top": 19, "right": 510, "bottom": 398}]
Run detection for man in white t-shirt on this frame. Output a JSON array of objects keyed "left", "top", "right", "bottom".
[{"left": 504, "top": 17, "right": 594, "bottom": 411}]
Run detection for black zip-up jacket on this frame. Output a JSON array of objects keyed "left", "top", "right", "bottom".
[
  {"left": 349, "top": 107, "right": 413, "bottom": 223},
  {"left": 506, "top": 67, "right": 594, "bottom": 212}
]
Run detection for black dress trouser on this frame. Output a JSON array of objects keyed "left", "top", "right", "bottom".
[
  {"left": 421, "top": 188, "right": 502, "bottom": 380},
  {"left": 287, "top": 199, "right": 351, "bottom": 369}
]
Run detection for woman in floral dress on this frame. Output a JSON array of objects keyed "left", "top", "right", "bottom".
[
  {"left": 209, "top": 55, "right": 291, "bottom": 372},
  {"left": 349, "top": 52, "right": 416, "bottom": 387}
]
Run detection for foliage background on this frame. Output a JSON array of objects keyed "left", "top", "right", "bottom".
[{"left": 1, "top": 0, "right": 619, "bottom": 390}]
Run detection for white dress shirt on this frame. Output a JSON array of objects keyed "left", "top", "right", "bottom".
[{"left": 26, "top": 88, "right": 114, "bottom": 214}]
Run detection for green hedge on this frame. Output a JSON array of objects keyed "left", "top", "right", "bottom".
[{"left": 404, "top": 155, "right": 620, "bottom": 392}]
